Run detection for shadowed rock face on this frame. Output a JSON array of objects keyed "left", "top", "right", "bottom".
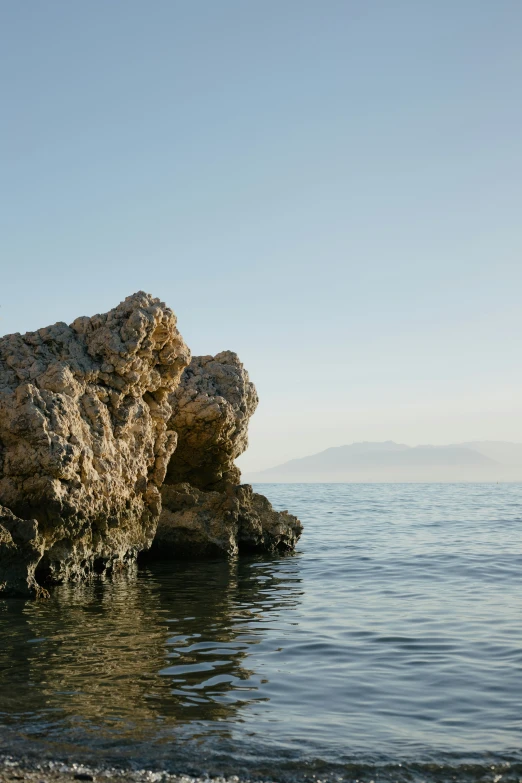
[
  {"left": 153, "top": 482, "right": 302, "bottom": 558},
  {"left": 0, "top": 293, "right": 190, "bottom": 595},
  {"left": 156, "top": 353, "right": 302, "bottom": 558},
  {"left": 0, "top": 506, "right": 47, "bottom": 598}
]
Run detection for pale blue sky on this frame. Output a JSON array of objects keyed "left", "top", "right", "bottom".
[{"left": 1, "top": 1, "right": 521, "bottom": 470}]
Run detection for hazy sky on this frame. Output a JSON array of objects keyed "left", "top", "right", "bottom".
[{"left": 1, "top": 1, "right": 521, "bottom": 471}]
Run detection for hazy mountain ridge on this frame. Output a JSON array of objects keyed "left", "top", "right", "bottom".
[{"left": 245, "top": 441, "right": 522, "bottom": 483}]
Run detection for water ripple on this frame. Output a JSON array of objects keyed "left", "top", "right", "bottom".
[{"left": 1, "top": 483, "right": 522, "bottom": 782}]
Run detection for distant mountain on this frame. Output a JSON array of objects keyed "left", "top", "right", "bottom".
[{"left": 244, "top": 441, "right": 522, "bottom": 483}]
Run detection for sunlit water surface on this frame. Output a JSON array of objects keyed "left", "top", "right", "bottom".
[{"left": 1, "top": 483, "right": 522, "bottom": 782}]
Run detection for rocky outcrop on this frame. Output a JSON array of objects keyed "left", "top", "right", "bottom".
[
  {"left": 153, "top": 482, "right": 302, "bottom": 558},
  {"left": 0, "top": 297, "right": 301, "bottom": 598},
  {"left": 165, "top": 352, "right": 258, "bottom": 491},
  {"left": 0, "top": 292, "right": 190, "bottom": 595},
  {"left": 155, "top": 352, "right": 302, "bottom": 559}
]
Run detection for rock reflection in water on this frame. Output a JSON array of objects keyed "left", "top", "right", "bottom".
[{"left": 0, "top": 555, "right": 303, "bottom": 746}]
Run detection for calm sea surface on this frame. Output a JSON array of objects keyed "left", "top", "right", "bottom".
[{"left": 1, "top": 483, "right": 522, "bottom": 783}]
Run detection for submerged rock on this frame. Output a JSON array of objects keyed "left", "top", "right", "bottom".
[
  {"left": 0, "top": 293, "right": 190, "bottom": 594},
  {"left": 155, "top": 353, "right": 302, "bottom": 559}
]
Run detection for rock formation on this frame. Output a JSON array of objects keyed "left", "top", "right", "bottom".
[
  {"left": 0, "top": 505, "right": 47, "bottom": 598},
  {"left": 165, "top": 351, "right": 258, "bottom": 491},
  {"left": 156, "top": 482, "right": 302, "bottom": 557},
  {"left": 0, "top": 296, "right": 301, "bottom": 598},
  {"left": 153, "top": 352, "right": 302, "bottom": 558},
  {"left": 0, "top": 293, "right": 190, "bottom": 596}
]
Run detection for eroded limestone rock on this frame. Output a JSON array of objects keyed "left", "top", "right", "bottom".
[
  {"left": 0, "top": 292, "right": 190, "bottom": 588},
  {"left": 156, "top": 482, "right": 239, "bottom": 556},
  {"left": 0, "top": 505, "right": 47, "bottom": 598},
  {"left": 0, "top": 300, "right": 301, "bottom": 597},
  {"left": 157, "top": 352, "right": 302, "bottom": 559},
  {"left": 154, "top": 482, "right": 302, "bottom": 558},
  {"left": 237, "top": 487, "right": 303, "bottom": 553},
  {"left": 165, "top": 352, "right": 258, "bottom": 490}
]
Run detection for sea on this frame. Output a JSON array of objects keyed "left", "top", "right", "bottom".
[{"left": 1, "top": 483, "right": 522, "bottom": 783}]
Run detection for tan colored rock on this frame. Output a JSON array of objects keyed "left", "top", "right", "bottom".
[
  {"left": 165, "top": 352, "right": 258, "bottom": 490},
  {"left": 158, "top": 350, "right": 301, "bottom": 558},
  {"left": 0, "top": 292, "right": 190, "bottom": 590},
  {"left": 237, "top": 487, "right": 303, "bottom": 553},
  {"left": 155, "top": 482, "right": 302, "bottom": 558},
  {"left": 0, "top": 298, "right": 302, "bottom": 596},
  {"left": 156, "top": 482, "right": 239, "bottom": 556}
]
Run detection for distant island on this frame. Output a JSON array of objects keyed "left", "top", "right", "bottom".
[{"left": 244, "top": 441, "right": 522, "bottom": 483}]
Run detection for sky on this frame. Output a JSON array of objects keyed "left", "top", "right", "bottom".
[{"left": 1, "top": 1, "right": 521, "bottom": 472}]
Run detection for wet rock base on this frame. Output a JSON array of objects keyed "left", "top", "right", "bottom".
[{"left": 148, "top": 482, "right": 302, "bottom": 558}]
